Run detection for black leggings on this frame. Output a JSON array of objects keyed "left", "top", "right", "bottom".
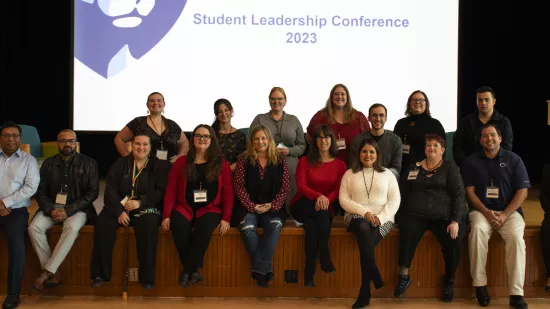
[{"left": 348, "top": 218, "right": 385, "bottom": 290}]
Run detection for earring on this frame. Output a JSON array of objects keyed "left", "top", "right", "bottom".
[{"left": 147, "top": 110, "right": 149, "bottom": 114}]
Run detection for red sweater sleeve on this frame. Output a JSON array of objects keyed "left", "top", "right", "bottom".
[
  {"left": 326, "top": 160, "right": 348, "bottom": 203},
  {"left": 233, "top": 156, "right": 256, "bottom": 212},
  {"left": 306, "top": 110, "right": 326, "bottom": 142},
  {"left": 271, "top": 156, "right": 290, "bottom": 211},
  {"left": 163, "top": 155, "right": 186, "bottom": 220},
  {"left": 358, "top": 111, "right": 371, "bottom": 132},
  {"left": 296, "top": 157, "right": 322, "bottom": 200},
  {"left": 220, "top": 160, "right": 234, "bottom": 222}
]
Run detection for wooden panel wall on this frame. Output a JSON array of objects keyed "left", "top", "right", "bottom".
[{"left": 0, "top": 226, "right": 547, "bottom": 298}]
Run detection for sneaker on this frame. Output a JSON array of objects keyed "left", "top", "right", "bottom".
[
  {"left": 475, "top": 286, "right": 490, "bottom": 307},
  {"left": 509, "top": 295, "right": 528, "bottom": 309},
  {"left": 394, "top": 275, "right": 411, "bottom": 297}
]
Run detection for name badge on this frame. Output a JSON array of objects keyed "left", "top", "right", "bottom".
[
  {"left": 486, "top": 187, "right": 499, "bottom": 199},
  {"left": 403, "top": 144, "right": 410, "bottom": 154},
  {"left": 336, "top": 138, "right": 346, "bottom": 150},
  {"left": 277, "top": 143, "right": 287, "bottom": 149},
  {"left": 55, "top": 193, "right": 67, "bottom": 205},
  {"left": 156, "top": 150, "right": 168, "bottom": 160},
  {"left": 407, "top": 170, "right": 419, "bottom": 180},
  {"left": 194, "top": 190, "right": 207, "bottom": 203},
  {"left": 120, "top": 196, "right": 129, "bottom": 206}
]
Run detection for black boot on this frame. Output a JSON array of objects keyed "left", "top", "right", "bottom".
[{"left": 352, "top": 283, "right": 371, "bottom": 308}]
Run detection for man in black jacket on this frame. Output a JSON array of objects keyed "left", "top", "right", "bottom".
[
  {"left": 28, "top": 129, "right": 99, "bottom": 292},
  {"left": 453, "top": 86, "right": 513, "bottom": 169}
]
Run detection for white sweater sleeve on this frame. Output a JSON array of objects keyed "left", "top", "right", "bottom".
[
  {"left": 375, "top": 172, "right": 401, "bottom": 225},
  {"left": 339, "top": 170, "right": 367, "bottom": 217}
]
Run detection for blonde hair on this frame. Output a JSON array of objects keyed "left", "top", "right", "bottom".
[
  {"left": 245, "top": 125, "right": 279, "bottom": 166},
  {"left": 269, "top": 87, "right": 287, "bottom": 100},
  {"left": 323, "top": 83, "right": 357, "bottom": 124}
]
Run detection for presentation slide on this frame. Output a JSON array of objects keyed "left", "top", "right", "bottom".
[{"left": 73, "top": 0, "right": 458, "bottom": 133}]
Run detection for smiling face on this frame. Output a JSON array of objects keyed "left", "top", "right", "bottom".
[
  {"left": 316, "top": 132, "right": 332, "bottom": 153},
  {"left": 480, "top": 126, "right": 502, "bottom": 152},
  {"left": 332, "top": 86, "right": 347, "bottom": 108},
  {"left": 193, "top": 127, "right": 212, "bottom": 152},
  {"left": 146, "top": 93, "right": 165, "bottom": 114},
  {"left": 253, "top": 130, "right": 269, "bottom": 153},
  {"left": 269, "top": 90, "right": 286, "bottom": 113},
  {"left": 409, "top": 92, "right": 427, "bottom": 115},
  {"left": 132, "top": 135, "right": 151, "bottom": 160},
  {"left": 368, "top": 106, "right": 387, "bottom": 130},
  {"left": 360, "top": 143, "right": 377, "bottom": 168},
  {"left": 216, "top": 103, "right": 233, "bottom": 125},
  {"left": 0, "top": 127, "right": 21, "bottom": 155},
  {"left": 425, "top": 139, "right": 444, "bottom": 160}
]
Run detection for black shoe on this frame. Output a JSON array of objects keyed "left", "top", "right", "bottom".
[
  {"left": 256, "top": 273, "right": 269, "bottom": 288},
  {"left": 266, "top": 271, "right": 274, "bottom": 282},
  {"left": 90, "top": 277, "right": 105, "bottom": 288},
  {"left": 509, "top": 295, "right": 528, "bottom": 309},
  {"left": 320, "top": 252, "right": 336, "bottom": 273},
  {"left": 352, "top": 286, "right": 371, "bottom": 309},
  {"left": 191, "top": 272, "right": 203, "bottom": 284},
  {"left": 141, "top": 283, "right": 154, "bottom": 289},
  {"left": 475, "top": 286, "right": 490, "bottom": 307},
  {"left": 394, "top": 275, "right": 411, "bottom": 297},
  {"left": 178, "top": 272, "right": 190, "bottom": 288},
  {"left": 441, "top": 275, "right": 454, "bottom": 303},
  {"left": 2, "top": 294, "right": 20, "bottom": 309}
]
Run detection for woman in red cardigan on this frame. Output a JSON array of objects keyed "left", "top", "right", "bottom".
[
  {"left": 162, "top": 124, "right": 234, "bottom": 288},
  {"left": 290, "top": 124, "right": 347, "bottom": 287},
  {"left": 306, "top": 84, "right": 370, "bottom": 166}
]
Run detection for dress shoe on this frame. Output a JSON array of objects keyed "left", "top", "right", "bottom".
[
  {"left": 2, "top": 294, "right": 20, "bottom": 309},
  {"left": 352, "top": 286, "right": 371, "bottom": 309},
  {"left": 509, "top": 295, "right": 528, "bottom": 309},
  {"left": 33, "top": 270, "right": 52, "bottom": 292},
  {"left": 44, "top": 272, "right": 63, "bottom": 289},
  {"left": 475, "top": 286, "right": 490, "bottom": 307}
]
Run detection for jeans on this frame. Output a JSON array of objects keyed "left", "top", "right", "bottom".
[{"left": 239, "top": 212, "right": 283, "bottom": 275}]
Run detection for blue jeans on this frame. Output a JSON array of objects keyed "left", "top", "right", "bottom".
[{"left": 239, "top": 212, "right": 283, "bottom": 275}]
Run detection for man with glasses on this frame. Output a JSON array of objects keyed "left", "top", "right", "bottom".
[
  {"left": 350, "top": 103, "right": 403, "bottom": 179},
  {"left": 28, "top": 129, "right": 99, "bottom": 293},
  {"left": 453, "top": 86, "right": 513, "bottom": 169},
  {"left": 0, "top": 121, "right": 40, "bottom": 309}
]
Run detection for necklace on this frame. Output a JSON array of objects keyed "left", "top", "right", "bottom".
[
  {"left": 425, "top": 158, "right": 443, "bottom": 174},
  {"left": 362, "top": 168, "right": 375, "bottom": 200},
  {"left": 148, "top": 115, "right": 164, "bottom": 136}
]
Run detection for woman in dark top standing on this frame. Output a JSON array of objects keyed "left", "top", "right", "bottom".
[
  {"left": 114, "top": 92, "right": 189, "bottom": 163},
  {"left": 233, "top": 124, "right": 290, "bottom": 288},
  {"left": 394, "top": 134, "right": 466, "bottom": 303},
  {"left": 212, "top": 98, "right": 247, "bottom": 171},
  {"left": 393, "top": 90, "right": 446, "bottom": 177},
  {"left": 163, "top": 124, "right": 234, "bottom": 288},
  {"left": 90, "top": 134, "right": 170, "bottom": 289}
]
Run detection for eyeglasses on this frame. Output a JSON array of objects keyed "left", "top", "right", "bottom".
[
  {"left": 1, "top": 134, "right": 20, "bottom": 139},
  {"left": 316, "top": 136, "right": 331, "bottom": 141},
  {"left": 193, "top": 134, "right": 211, "bottom": 140},
  {"left": 411, "top": 99, "right": 426, "bottom": 103},
  {"left": 58, "top": 139, "right": 77, "bottom": 144},
  {"left": 269, "top": 97, "right": 285, "bottom": 102}
]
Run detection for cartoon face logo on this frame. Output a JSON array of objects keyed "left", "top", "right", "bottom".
[{"left": 75, "top": 0, "right": 187, "bottom": 78}]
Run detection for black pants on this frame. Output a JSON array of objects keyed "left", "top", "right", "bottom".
[
  {"left": 398, "top": 215, "right": 466, "bottom": 280},
  {"left": 90, "top": 210, "right": 160, "bottom": 285},
  {"left": 170, "top": 211, "right": 220, "bottom": 272},
  {"left": 348, "top": 218, "right": 384, "bottom": 292},
  {"left": 0, "top": 208, "right": 28, "bottom": 295},
  {"left": 541, "top": 217, "right": 550, "bottom": 277},
  {"left": 290, "top": 198, "right": 332, "bottom": 272}
]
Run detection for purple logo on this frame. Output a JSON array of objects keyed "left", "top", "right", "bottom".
[{"left": 75, "top": 0, "right": 187, "bottom": 79}]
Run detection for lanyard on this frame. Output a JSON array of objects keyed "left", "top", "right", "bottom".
[
  {"left": 131, "top": 157, "right": 149, "bottom": 197},
  {"left": 271, "top": 112, "right": 285, "bottom": 143}
]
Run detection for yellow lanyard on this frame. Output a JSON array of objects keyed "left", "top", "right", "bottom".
[{"left": 131, "top": 157, "right": 149, "bottom": 197}]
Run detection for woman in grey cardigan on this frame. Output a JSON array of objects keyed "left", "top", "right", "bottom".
[{"left": 249, "top": 87, "right": 306, "bottom": 214}]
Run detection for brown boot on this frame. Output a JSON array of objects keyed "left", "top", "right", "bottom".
[
  {"left": 45, "top": 271, "right": 63, "bottom": 289},
  {"left": 33, "top": 270, "right": 52, "bottom": 292}
]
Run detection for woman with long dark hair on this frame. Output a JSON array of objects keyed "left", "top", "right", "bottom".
[
  {"left": 212, "top": 98, "right": 246, "bottom": 171},
  {"left": 290, "top": 124, "right": 346, "bottom": 286},
  {"left": 163, "top": 124, "right": 234, "bottom": 288}
]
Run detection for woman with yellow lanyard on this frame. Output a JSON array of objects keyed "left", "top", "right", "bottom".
[{"left": 90, "top": 134, "right": 170, "bottom": 289}]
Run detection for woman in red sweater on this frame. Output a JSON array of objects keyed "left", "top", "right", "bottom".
[
  {"left": 290, "top": 124, "right": 347, "bottom": 287},
  {"left": 306, "top": 84, "right": 370, "bottom": 166},
  {"left": 162, "top": 124, "right": 234, "bottom": 288}
]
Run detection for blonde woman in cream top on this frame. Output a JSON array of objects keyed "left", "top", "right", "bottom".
[{"left": 338, "top": 137, "right": 400, "bottom": 309}]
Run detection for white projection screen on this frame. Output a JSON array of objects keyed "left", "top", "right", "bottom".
[{"left": 73, "top": 0, "right": 459, "bottom": 132}]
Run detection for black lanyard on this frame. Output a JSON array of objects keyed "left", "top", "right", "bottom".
[{"left": 270, "top": 112, "right": 285, "bottom": 143}]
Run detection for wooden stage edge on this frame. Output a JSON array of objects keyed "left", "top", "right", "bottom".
[{"left": 0, "top": 187, "right": 546, "bottom": 299}]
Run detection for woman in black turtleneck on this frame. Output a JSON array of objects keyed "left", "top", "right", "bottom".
[{"left": 393, "top": 90, "right": 446, "bottom": 177}]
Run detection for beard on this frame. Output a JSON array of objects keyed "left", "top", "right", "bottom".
[{"left": 60, "top": 147, "right": 76, "bottom": 157}]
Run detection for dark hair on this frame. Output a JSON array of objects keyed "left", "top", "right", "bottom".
[
  {"left": 425, "top": 134, "right": 446, "bottom": 149},
  {"left": 405, "top": 90, "right": 431, "bottom": 117},
  {"left": 350, "top": 138, "right": 385, "bottom": 173},
  {"left": 1, "top": 121, "right": 22, "bottom": 136},
  {"left": 185, "top": 124, "right": 223, "bottom": 183},
  {"left": 476, "top": 86, "right": 495, "bottom": 99},
  {"left": 212, "top": 98, "right": 234, "bottom": 133},
  {"left": 307, "top": 124, "right": 338, "bottom": 166},
  {"left": 147, "top": 92, "right": 165, "bottom": 102},
  {"left": 131, "top": 134, "right": 151, "bottom": 143},
  {"left": 368, "top": 103, "right": 387, "bottom": 116},
  {"left": 480, "top": 123, "right": 501, "bottom": 138}
]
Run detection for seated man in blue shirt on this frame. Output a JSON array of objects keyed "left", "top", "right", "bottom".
[
  {"left": 462, "top": 123, "right": 529, "bottom": 309},
  {"left": 0, "top": 121, "right": 40, "bottom": 309}
]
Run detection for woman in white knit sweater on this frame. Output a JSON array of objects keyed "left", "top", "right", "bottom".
[{"left": 339, "top": 137, "right": 401, "bottom": 309}]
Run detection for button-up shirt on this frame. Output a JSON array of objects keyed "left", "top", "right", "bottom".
[{"left": 0, "top": 148, "right": 40, "bottom": 209}]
